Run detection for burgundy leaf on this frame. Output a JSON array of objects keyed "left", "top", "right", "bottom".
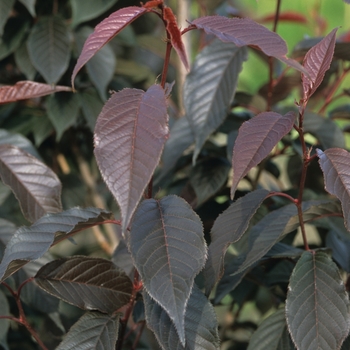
[
  {"left": 142, "top": 0, "right": 163, "bottom": 9},
  {"left": 0, "top": 81, "right": 71, "bottom": 104},
  {"left": 317, "top": 148, "right": 350, "bottom": 230},
  {"left": 94, "top": 85, "right": 169, "bottom": 234},
  {"left": 164, "top": 7, "right": 189, "bottom": 71},
  {"left": 71, "top": 6, "right": 147, "bottom": 88},
  {"left": 302, "top": 28, "right": 338, "bottom": 100},
  {"left": 231, "top": 111, "right": 296, "bottom": 198}
]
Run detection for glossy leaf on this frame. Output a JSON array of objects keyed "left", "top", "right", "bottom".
[
  {"left": 72, "top": 6, "right": 147, "bottom": 88},
  {"left": 0, "top": 0, "right": 15, "bottom": 37},
  {"left": 184, "top": 39, "right": 248, "bottom": 162},
  {"left": 129, "top": 195, "right": 206, "bottom": 345},
  {"left": 317, "top": 148, "right": 350, "bottom": 230},
  {"left": 248, "top": 308, "right": 295, "bottom": 350},
  {"left": 164, "top": 7, "right": 189, "bottom": 70},
  {"left": 144, "top": 285, "right": 219, "bottom": 350},
  {"left": 203, "top": 189, "right": 269, "bottom": 295},
  {"left": 231, "top": 111, "right": 296, "bottom": 198},
  {"left": 46, "top": 92, "right": 80, "bottom": 141},
  {"left": 0, "top": 145, "right": 62, "bottom": 223},
  {"left": 0, "top": 218, "right": 16, "bottom": 246},
  {"left": 27, "top": 16, "right": 70, "bottom": 84},
  {"left": 35, "top": 256, "right": 132, "bottom": 313},
  {"left": 71, "top": 0, "right": 119, "bottom": 27},
  {"left": 302, "top": 28, "right": 338, "bottom": 100},
  {"left": 190, "top": 157, "right": 230, "bottom": 206},
  {"left": 0, "top": 207, "right": 113, "bottom": 281},
  {"left": 94, "top": 85, "right": 169, "bottom": 234},
  {"left": 56, "top": 311, "right": 121, "bottom": 350},
  {"left": 0, "top": 81, "right": 71, "bottom": 104},
  {"left": 286, "top": 251, "right": 350, "bottom": 350},
  {"left": 74, "top": 26, "right": 116, "bottom": 100},
  {"left": 18, "top": 0, "right": 36, "bottom": 17},
  {"left": 303, "top": 113, "right": 345, "bottom": 149}
]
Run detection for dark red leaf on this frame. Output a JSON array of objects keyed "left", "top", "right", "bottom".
[
  {"left": 71, "top": 6, "right": 147, "bottom": 88},
  {"left": 94, "top": 85, "right": 169, "bottom": 234},
  {"left": 260, "top": 11, "right": 308, "bottom": 24},
  {"left": 231, "top": 111, "right": 296, "bottom": 198},
  {"left": 302, "top": 28, "right": 338, "bottom": 100},
  {"left": 0, "top": 81, "right": 71, "bottom": 104},
  {"left": 164, "top": 7, "right": 189, "bottom": 71},
  {"left": 142, "top": 0, "right": 163, "bottom": 9}
]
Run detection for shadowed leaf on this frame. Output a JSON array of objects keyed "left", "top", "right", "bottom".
[
  {"left": 286, "top": 251, "right": 350, "bottom": 350},
  {"left": 14, "top": 43, "right": 36, "bottom": 80},
  {"left": 248, "top": 308, "right": 295, "bottom": 350},
  {"left": 56, "top": 311, "right": 121, "bottom": 350},
  {"left": 144, "top": 285, "right": 219, "bottom": 350},
  {"left": 94, "top": 85, "right": 169, "bottom": 234},
  {"left": 71, "top": 0, "right": 119, "bottom": 27},
  {"left": 203, "top": 189, "right": 269, "bottom": 295},
  {"left": 18, "top": 0, "right": 36, "bottom": 17},
  {"left": 78, "top": 88, "right": 103, "bottom": 131},
  {"left": 0, "top": 145, "right": 62, "bottom": 223},
  {"left": 72, "top": 6, "right": 147, "bottom": 88},
  {"left": 0, "top": 0, "right": 15, "bottom": 37},
  {"left": 231, "top": 112, "right": 296, "bottom": 198},
  {"left": 184, "top": 39, "right": 248, "bottom": 162},
  {"left": 0, "top": 81, "right": 71, "bottom": 104},
  {"left": 0, "top": 290, "right": 10, "bottom": 341},
  {"left": 302, "top": 28, "right": 338, "bottom": 100},
  {"left": 317, "top": 148, "right": 350, "bottom": 230},
  {"left": 0, "top": 207, "right": 113, "bottom": 281},
  {"left": 129, "top": 195, "right": 206, "bottom": 345},
  {"left": 35, "top": 256, "right": 132, "bottom": 313},
  {"left": 27, "top": 16, "right": 70, "bottom": 84}
]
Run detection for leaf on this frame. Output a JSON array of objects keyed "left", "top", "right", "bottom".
[
  {"left": 231, "top": 111, "right": 296, "bottom": 198},
  {"left": 18, "top": 0, "right": 36, "bottom": 17},
  {"left": 27, "top": 16, "right": 70, "bottom": 84},
  {"left": 0, "top": 0, "right": 15, "bottom": 37},
  {"left": 35, "top": 256, "right": 132, "bottom": 313},
  {"left": 129, "top": 195, "right": 206, "bottom": 345},
  {"left": 112, "top": 239, "right": 134, "bottom": 278},
  {"left": 94, "top": 85, "right": 169, "bottom": 234},
  {"left": 317, "top": 148, "right": 350, "bottom": 230},
  {"left": 78, "top": 88, "right": 104, "bottom": 131},
  {"left": 0, "top": 145, "right": 62, "bottom": 223},
  {"left": 326, "top": 230, "right": 350, "bottom": 273},
  {"left": 0, "top": 207, "right": 113, "bottom": 281},
  {"left": 164, "top": 7, "right": 189, "bottom": 71},
  {"left": 190, "top": 157, "right": 230, "bottom": 206},
  {"left": 71, "top": 0, "right": 119, "bottom": 27},
  {"left": 56, "top": 311, "right": 121, "bottom": 350},
  {"left": 248, "top": 308, "right": 295, "bottom": 350},
  {"left": 302, "top": 28, "right": 338, "bottom": 100},
  {"left": 0, "top": 290, "right": 10, "bottom": 341},
  {"left": 303, "top": 113, "right": 345, "bottom": 149},
  {"left": 72, "top": 6, "right": 147, "bottom": 88},
  {"left": 74, "top": 26, "right": 116, "bottom": 100},
  {"left": 260, "top": 11, "right": 307, "bottom": 24},
  {"left": 14, "top": 42, "right": 36, "bottom": 80},
  {"left": 0, "top": 81, "right": 71, "bottom": 104},
  {"left": 46, "top": 92, "right": 80, "bottom": 141},
  {"left": 286, "top": 250, "right": 350, "bottom": 350},
  {"left": 184, "top": 39, "right": 247, "bottom": 162},
  {"left": 203, "top": 189, "right": 269, "bottom": 295},
  {"left": 144, "top": 285, "right": 219, "bottom": 350}
]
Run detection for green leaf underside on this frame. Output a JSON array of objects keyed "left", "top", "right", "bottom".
[
  {"left": 27, "top": 16, "right": 70, "bottom": 84},
  {"left": 14, "top": 43, "right": 36, "bottom": 80},
  {"left": 231, "top": 111, "right": 296, "bottom": 198},
  {"left": 94, "top": 85, "right": 169, "bottom": 234},
  {"left": 35, "top": 256, "right": 132, "bottom": 313},
  {"left": 130, "top": 195, "right": 207, "bottom": 345},
  {"left": 203, "top": 189, "right": 269, "bottom": 295},
  {"left": 248, "top": 308, "right": 295, "bottom": 350},
  {"left": 0, "top": 207, "right": 113, "bottom": 281},
  {"left": 144, "top": 285, "right": 219, "bottom": 350},
  {"left": 78, "top": 88, "right": 104, "bottom": 131},
  {"left": 286, "top": 251, "right": 350, "bottom": 350},
  {"left": 184, "top": 39, "right": 248, "bottom": 163},
  {"left": 0, "top": 145, "right": 62, "bottom": 223},
  {"left": 56, "top": 311, "right": 121, "bottom": 350}
]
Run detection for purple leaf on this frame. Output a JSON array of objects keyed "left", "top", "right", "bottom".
[
  {"left": 231, "top": 112, "right": 296, "bottom": 198},
  {"left": 317, "top": 148, "right": 350, "bottom": 230},
  {"left": 71, "top": 6, "right": 146, "bottom": 88},
  {"left": 94, "top": 85, "right": 169, "bottom": 233},
  {"left": 302, "top": 28, "right": 338, "bottom": 100},
  {"left": 0, "top": 81, "right": 71, "bottom": 104}
]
